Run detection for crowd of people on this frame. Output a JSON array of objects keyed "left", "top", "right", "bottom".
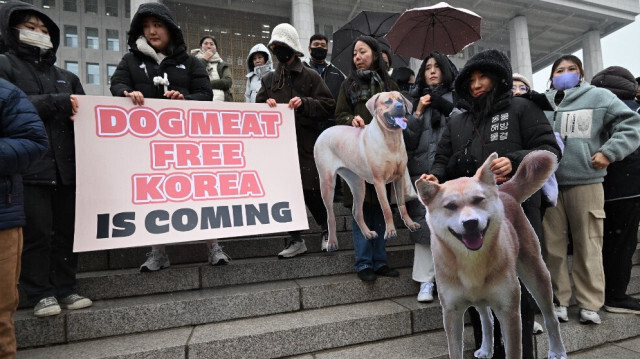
[{"left": 1, "top": 1, "right": 640, "bottom": 358}]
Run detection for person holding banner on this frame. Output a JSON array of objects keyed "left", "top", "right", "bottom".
[
  {"left": 0, "top": 1, "right": 92, "bottom": 317},
  {"left": 257, "top": 23, "right": 336, "bottom": 258},
  {"left": 109, "top": 2, "right": 221, "bottom": 272}
]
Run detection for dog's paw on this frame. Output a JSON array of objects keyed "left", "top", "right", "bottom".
[
  {"left": 384, "top": 228, "right": 397, "bottom": 240},
  {"left": 548, "top": 351, "right": 567, "bottom": 359},
  {"left": 363, "top": 230, "right": 378, "bottom": 239},
  {"left": 327, "top": 240, "right": 339, "bottom": 252},
  {"left": 474, "top": 348, "right": 493, "bottom": 358},
  {"left": 407, "top": 222, "right": 421, "bottom": 231}
]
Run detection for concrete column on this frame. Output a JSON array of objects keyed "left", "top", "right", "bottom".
[
  {"left": 508, "top": 16, "right": 533, "bottom": 86},
  {"left": 130, "top": 0, "right": 155, "bottom": 21},
  {"left": 292, "top": 0, "right": 314, "bottom": 58},
  {"left": 582, "top": 30, "right": 603, "bottom": 82}
]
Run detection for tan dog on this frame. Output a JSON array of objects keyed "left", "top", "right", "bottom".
[
  {"left": 314, "top": 91, "right": 420, "bottom": 251},
  {"left": 415, "top": 151, "right": 567, "bottom": 359}
]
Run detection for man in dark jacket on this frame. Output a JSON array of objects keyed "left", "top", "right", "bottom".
[
  {"left": 0, "top": 78, "right": 48, "bottom": 359},
  {"left": 257, "top": 23, "right": 336, "bottom": 258},
  {"left": 591, "top": 66, "right": 640, "bottom": 314},
  {"left": 0, "top": 0, "right": 92, "bottom": 317}
]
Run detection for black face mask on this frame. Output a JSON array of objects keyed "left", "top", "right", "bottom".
[
  {"left": 272, "top": 46, "right": 295, "bottom": 64},
  {"left": 310, "top": 47, "right": 327, "bottom": 61}
]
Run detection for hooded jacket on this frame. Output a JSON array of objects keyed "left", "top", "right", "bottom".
[
  {"left": 190, "top": 47, "right": 233, "bottom": 102},
  {"left": 110, "top": 2, "right": 212, "bottom": 101},
  {"left": 591, "top": 66, "right": 640, "bottom": 200},
  {"left": 245, "top": 44, "right": 272, "bottom": 103},
  {"left": 0, "top": 1, "right": 84, "bottom": 186},
  {"left": 0, "top": 78, "right": 48, "bottom": 229},
  {"left": 431, "top": 49, "right": 561, "bottom": 183},
  {"left": 544, "top": 81, "right": 640, "bottom": 186}
]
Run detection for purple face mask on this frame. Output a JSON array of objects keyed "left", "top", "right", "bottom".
[{"left": 552, "top": 72, "right": 580, "bottom": 90}]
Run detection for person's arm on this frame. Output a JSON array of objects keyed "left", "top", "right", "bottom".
[
  {"left": 185, "top": 57, "right": 213, "bottom": 101},
  {"left": 0, "top": 84, "right": 48, "bottom": 175},
  {"left": 598, "top": 94, "right": 640, "bottom": 163},
  {"left": 334, "top": 83, "right": 354, "bottom": 126},
  {"left": 403, "top": 113, "right": 424, "bottom": 151},
  {"left": 109, "top": 54, "right": 135, "bottom": 97},
  {"left": 431, "top": 121, "right": 454, "bottom": 183},
  {"left": 211, "top": 64, "right": 233, "bottom": 91},
  {"left": 295, "top": 73, "right": 335, "bottom": 121},
  {"left": 255, "top": 73, "right": 270, "bottom": 104}
]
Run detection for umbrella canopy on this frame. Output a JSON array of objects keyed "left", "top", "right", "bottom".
[
  {"left": 385, "top": 2, "right": 481, "bottom": 59},
  {"left": 331, "top": 10, "right": 409, "bottom": 75}
]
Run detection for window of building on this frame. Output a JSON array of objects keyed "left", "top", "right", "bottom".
[
  {"left": 85, "top": 0, "right": 98, "bottom": 14},
  {"left": 125, "top": 0, "right": 130, "bottom": 18},
  {"left": 65, "top": 61, "right": 79, "bottom": 76},
  {"left": 106, "top": 29, "right": 119, "bottom": 51},
  {"left": 86, "top": 63, "right": 100, "bottom": 84},
  {"left": 64, "top": 25, "right": 78, "bottom": 48},
  {"left": 63, "top": 0, "right": 76, "bottom": 12},
  {"left": 105, "top": 0, "right": 118, "bottom": 17},
  {"left": 86, "top": 27, "right": 99, "bottom": 49},
  {"left": 107, "top": 64, "right": 117, "bottom": 84},
  {"left": 42, "top": 0, "right": 55, "bottom": 9}
]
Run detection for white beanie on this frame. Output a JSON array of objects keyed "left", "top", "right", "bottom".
[
  {"left": 268, "top": 23, "right": 304, "bottom": 57},
  {"left": 512, "top": 73, "right": 533, "bottom": 90}
]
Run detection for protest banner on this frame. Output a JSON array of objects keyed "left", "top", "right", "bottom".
[{"left": 73, "top": 96, "right": 308, "bottom": 252}]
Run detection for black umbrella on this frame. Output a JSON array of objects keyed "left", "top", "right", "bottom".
[{"left": 331, "top": 11, "right": 409, "bottom": 75}]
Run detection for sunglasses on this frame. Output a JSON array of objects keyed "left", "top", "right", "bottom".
[{"left": 512, "top": 85, "right": 529, "bottom": 93}]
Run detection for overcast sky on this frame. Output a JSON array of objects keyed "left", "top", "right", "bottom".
[{"left": 531, "top": 15, "right": 640, "bottom": 91}]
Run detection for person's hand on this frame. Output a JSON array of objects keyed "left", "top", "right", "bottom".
[
  {"left": 266, "top": 98, "right": 277, "bottom": 107},
  {"left": 288, "top": 96, "right": 302, "bottom": 109},
  {"left": 591, "top": 151, "right": 611, "bottom": 170},
  {"left": 164, "top": 90, "right": 184, "bottom": 100},
  {"left": 124, "top": 90, "right": 144, "bottom": 105},
  {"left": 70, "top": 95, "right": 79, "bottom": 121},
  {"left": 419, "top": 173, "right": 439, "bottom": 184},
  {"left": 490, "top": 157, "right": 512, "bottom": 183},
  {"left": 415, "top": 94, "right": 431, "bottom": 116},
  {"left": 351, "top": 115, "right": 365, "bottom": 128},
  {"left": 203, "top": 50, "right": 214, "bottom": 60}
]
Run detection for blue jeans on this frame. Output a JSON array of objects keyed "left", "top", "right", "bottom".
[{"left": 352, "top": 203, "right": 388, "bottom": 272}]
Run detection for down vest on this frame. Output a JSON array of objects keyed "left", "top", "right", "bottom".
[{"left": 0, "top": 78, "right": 48, "bottom": 230}]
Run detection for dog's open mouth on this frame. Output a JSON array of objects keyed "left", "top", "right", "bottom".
[
  {"left": 383, "top": 108, "right": 407, "bottom": 129},
  {"left": 448, "top": 220, "right": 489, "bottom": 251}
]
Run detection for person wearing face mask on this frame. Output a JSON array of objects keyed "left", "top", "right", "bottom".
[
  {"left": 245, "top": 44, "right": 272, "bottom": 103},
  {"left": 256, "top": 23, "right": 335, "bottom": 259},
  {"left": 191, "top": 35, "right": 233, "bottom": 102},
  {"left": 424, "top": 49, "right": 561, "bottom": 359},
  {"left": 541, "top": 55, "right": 640, "bottom": 325},
  {"left": 0, "top": 0, "right": 91, "bottom": 318}
]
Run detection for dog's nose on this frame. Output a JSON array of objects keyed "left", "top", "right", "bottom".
[
  {"left": 462, "top": 219, "right": 479, "bottom": 232},
  {"left": 394, "top": 102, "right": 403, "bottom": 109}
]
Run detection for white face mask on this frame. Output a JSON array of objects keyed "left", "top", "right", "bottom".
[{"left": 15, "top": 28, "right": 53, "bottom": 50}]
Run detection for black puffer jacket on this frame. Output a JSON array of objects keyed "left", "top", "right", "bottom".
[
  {"left": 110, "top": 2, "right": 212, "bottom": 101},
  {"left": 592, "top": 66, "right": 640, "bottom": 201},
  {"left": 431, "top": 49, "right": 561, "bottom": 182},
  {"left": 0, "top": 1, "right": 84, "bottom": 186},
  {"left": 0, "top": 79, "right": 48, "bottom": 229}
]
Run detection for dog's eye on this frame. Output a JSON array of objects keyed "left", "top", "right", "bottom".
[
  {"left": 444, "top": 202, "right": 458, "bottom": 211},
  {"left": 384, "top": 98, "right": 393, "bottom": 105},
  {"left": 472, "top": 197, "right": 485, "bottom": 205}
]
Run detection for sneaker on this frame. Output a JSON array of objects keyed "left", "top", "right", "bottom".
[
  {"left": 417, "top": 282, "right": 435, "bottom": 302},
  {"left": 58, "top": 294, "right": 93, "bottom": 310},
  {"left": 140, "top": 249, "right": 170, "bottom": 272},
  {"left": 357, "top": 268, "right": 377, "bottom": 281},
  {"left": 209, "top": 243, "right": 231, "bottom": 266},
  {"left": 321, "top": 231, "right": 329, "bottom": 252},
  {"left": 554, "top": 305, "right": 569, "bottom": 322},
  {"left": 533, "top": 320, "right": 544, "bottom": 335},
  {"left": 579, "top": 309, "right": 602, "bottom": 324},
  {"left": 604, "top": 296, "right": 640, "bottom": 314},
  {"left": 277, "top": 239, "right": 307, "bottom": 259},
  {"left": 33, "top": 297, "right": 61, "bottom": 317},
  {"left": 374, "top": 265, "right": 399, "bottom": 277}
]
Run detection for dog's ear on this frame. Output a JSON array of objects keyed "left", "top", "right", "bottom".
[
  {"left": 365, "top": 93, "right": 382, "bottom": 118},
  {"left": 399, "top": 91, "right": 413, "bottom": 115},
  {"left": 475, "top": 152, "right": 498, "bottom": 185},
  {"left": 415, "top": 178, "right": 440, "bottom": 206}
]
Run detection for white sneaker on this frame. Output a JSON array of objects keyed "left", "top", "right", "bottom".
[
  {"left": 554, "top": 305, "right": 568, "bottom": 322},
  {"left": 33, "top": 297, "right": 61, "bottom": 317},
  {"left": 417, "top": 282, "right": 434, "bottom": 302},
  {"left": 209, "top": 243, "right": 231, "bottom": 266},
  {"left": 579, "top": 309, "right": 602, "bottom": 324},
  {"left": 140, "top": 249, "right": 170, "bottom": 272},
  {"left": 278, "top": 239, "right": 307, "bottom": 259},
  {"left": 533, "top": 320, "right": 544, "bottom": 335},
  {"left": 321, "top": 231, "right": 329, "bottom": 252}
]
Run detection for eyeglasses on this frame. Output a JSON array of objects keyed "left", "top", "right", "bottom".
[{"left": 512, "top": 85, "right": 529, "bottom": 93}]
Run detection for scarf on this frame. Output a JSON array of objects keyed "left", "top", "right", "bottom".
[{"left": 348, "top": 70, "right": 385, "bottom": 106}]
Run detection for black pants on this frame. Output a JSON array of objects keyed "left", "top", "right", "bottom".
[
  {"left": 603, "top": 197, "right": 640, "bottom": 301},
  {"left": 289, "top": 189, "right": 328, "bottom": 240},
  {"left": 20, "top": 184, "right": 78, "bottom": 304}
]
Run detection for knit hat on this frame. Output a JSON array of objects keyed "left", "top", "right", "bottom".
[
  {"left": 592, "top": 66, "right": 637, "bottom": 100},
  {"left": 512, "top": 73, "right": 532, "bottom": 90},
  {"left": 454, "top": 49, "right": 512, "bottom": 102},
  {"left": 268, "top": 23, "right": 304, "bottom": 57}
]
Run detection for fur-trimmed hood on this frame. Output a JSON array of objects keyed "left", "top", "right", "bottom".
[
  {"left": 454, "top": 49, "right": 512, "bottom": 103},
  {"left": 127, "top": 2, "right": 185, "bottom": 57},
  {"left": 246, "top": 43, "right": 272, "bottom": 73},
  {"left": 0, "top": 1, "right": 59, "bottom": 64}
]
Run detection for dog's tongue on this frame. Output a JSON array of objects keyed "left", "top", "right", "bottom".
[
  {"left": 394, "top": 117, "right": 407, "bottom": 129},
  {"left": 462, "top": 231, "right": 483, "bottom": 250}
]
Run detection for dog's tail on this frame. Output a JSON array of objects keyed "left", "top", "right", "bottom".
[{"left": 499, "top": 150, "right": 557, "bottom": 203}]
